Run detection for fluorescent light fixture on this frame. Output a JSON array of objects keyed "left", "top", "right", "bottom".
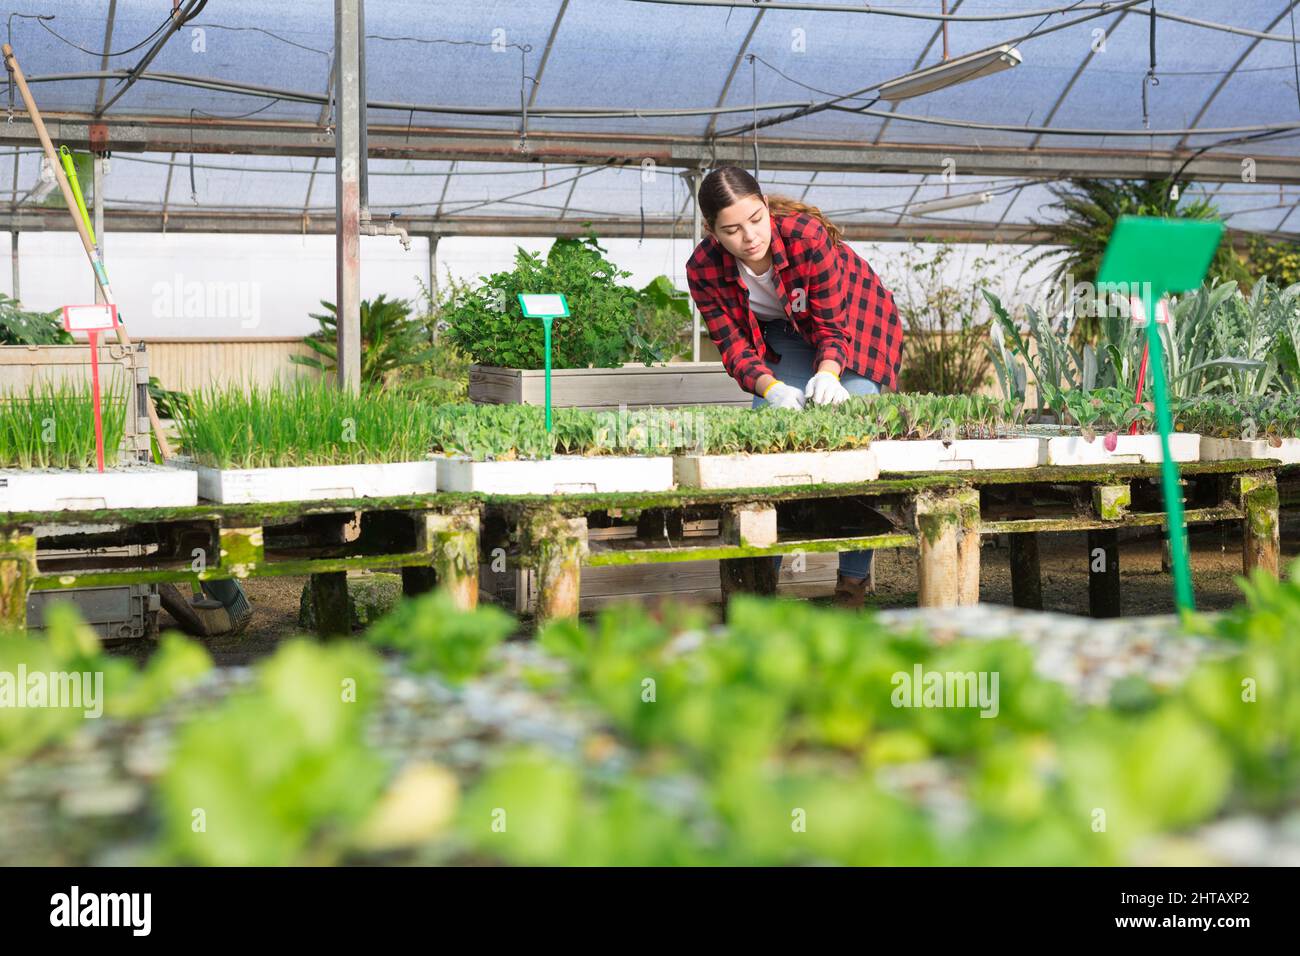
[
  {"left": 876, "top": 45, "right": 1022, "bottom": 101},
  {"left": 28, "top": 157, "right": 57, "bottom": 203},
  {"left": 905, "top": 192, "right": 994, "bottom": 216}
]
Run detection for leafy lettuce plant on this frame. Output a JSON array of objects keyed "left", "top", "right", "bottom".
[
  {"left": 366, "top": 588, "right": 516, "bottom": 683},
  {"left": 158, "top": 639, "right": 388, "bottom": 866},
  {"left": 0, "top": 603, "right": 212, "bottom": 773}
]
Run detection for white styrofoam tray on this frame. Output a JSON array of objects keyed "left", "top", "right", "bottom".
[
  {"left": 172, "top": 459, "right": 439, "bottom": 504},
  {"left": 0, "top": 465, "right": 197, "bottom": 512},
  {"left": 1035, "top": 431, "right": 1201, "bottom": 466},
  {"left": 673, "top": 448, "right": 879, "bottom": 489},
  {"left": 1199, "top": 435, "right": 1300, "bottom": 466},
  {"left": 870, "top": 438, "right": 1041, "bottom": 473},
  {"left": 437, "top": 455, "right": 674, "bottom": 494}
]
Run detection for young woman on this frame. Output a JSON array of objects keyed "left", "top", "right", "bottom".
[{"left": 685, "top": 165, "right": 904, "bottom": 608}]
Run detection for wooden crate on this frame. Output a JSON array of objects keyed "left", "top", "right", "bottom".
[
  {"left": 469, "top": 362, "right": 750, "bottom": 411},
  {"left": 0, "top": 343, "right": 153, "bottom": 460}
]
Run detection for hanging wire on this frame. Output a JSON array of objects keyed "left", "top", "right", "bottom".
[
  {"left": 1142, "top": 2, "right": 1159, "bottom": 130},
  {"left": 6, "top": 14, "right": 53, "bottom": 123},
  {"left": 746, "top": 54, "right": 760, "bottom": 178},
  {"left": 32, "top": 11, "right": 174, "bottom": 57},
  {"left": 519, "top": 43, "right": 535, "bottom": 151},
  {"left": 638, "top": 169, "right": 645, "bottom": 246}
]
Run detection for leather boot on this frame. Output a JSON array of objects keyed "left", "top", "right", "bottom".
[{"left": 832, "top": 572, "right": 871, "bottom": 609}]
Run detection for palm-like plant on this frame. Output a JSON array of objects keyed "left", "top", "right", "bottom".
[
  {"left": 1030, "top": 179, "right": 1250, "bottom": 343},
  {"left": 291, "top": 294, "right": 436, "bottom": 391}
]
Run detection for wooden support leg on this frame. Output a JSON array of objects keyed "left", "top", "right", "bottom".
[
  {"left": 0, "top": 530, "right": 36, "bottom": 633},
  {"left": 429, "top": 511, "right": 481, "bottom": 610},
  {"left": 719, "top": 503, "right": 780, "bottom": 610},
  {"left": 955, "top": 489, "right": 981, "bottom": 606},
  {"left": 1008, "top": 532, "right": 1042, "bottom": 610},
  {"left": 916, "top": 493, "right": 961, "bottom": 609},
  {"left": 1236, "top": 474, "right": 1280, "bottom": 579},
  {"left": 524, "top": 513, "right": 588, "bottom": 622},
  {"left": 309, "top": 571, "right": 351, "bottom": 638},
  {"left": 1087, "top": 529, "right": 1121, "bottom": 618},
  {"left": 719, "top": 556, "right": 780, "bottom": 609},
  {"left": 721, "top": 504, "right": 778, "bottom": 548},
  {"left": 1092, "top": 484, "right": 1131, "bottom": 521}
]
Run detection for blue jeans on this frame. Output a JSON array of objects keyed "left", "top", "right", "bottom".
[{"left": 752, "top": 318, "right": 880, "bottom": 581}]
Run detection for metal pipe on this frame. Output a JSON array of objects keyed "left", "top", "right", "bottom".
[
  {"left": 942, "top": 0, "right": 950, "bottom": 59},
  {"left": 428, "top": 234, "right": 439, "bottom": 344},
  {"left": 9, "top": 230, "right": 17, "bottom": 303},
  {"left": 359, "top": 213, "right": 410, "bottom": 249},
  {"left": 357, "top": 0, "right": 369, "bottom": 216},
  {"left": 690, "top": 168, "right": 702, "bottom": 363},
  {"left": 334, "top": 0, "right": 363, "bottom": 392}
]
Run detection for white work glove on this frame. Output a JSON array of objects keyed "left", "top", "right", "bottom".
[
  {"left": 805, "top": 370, "right": 850, "bottom": 406},
  {"left": 761, "top": 380, "right": 806, "bottom": 410}
]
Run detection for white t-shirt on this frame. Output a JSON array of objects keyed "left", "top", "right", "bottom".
[{"left": 737, "top": 259, "right": 787, "bottom": 321}]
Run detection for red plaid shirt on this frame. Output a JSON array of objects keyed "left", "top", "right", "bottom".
[{"left": 685, "top": 211, "right": 904, "bottom": 395}]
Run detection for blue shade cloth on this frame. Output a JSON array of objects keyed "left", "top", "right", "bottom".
[
  {"left": 751, "top": 318, "right": 878, "bottom": 582},
  {"left": 3, "top": 1, "right": 1298, "bottom": 237}
]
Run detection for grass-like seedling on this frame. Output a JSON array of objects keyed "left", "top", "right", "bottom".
[
  {"left": 0, "top": 379, "right": 128, "bottom": 470},
  {"left": 176, "top": 378, "right": 439, "bottom": 468}
]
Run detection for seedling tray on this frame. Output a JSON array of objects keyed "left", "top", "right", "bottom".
[
  {"left": 673, "top": 449, "right": 879, "bottom": 489},
  {"left": 870, "top": 438, "right": 1040, "bottom": 473},
  {"left": 0, "top": 464, "right": 197, "bottom": 512},
  {"left": 1199, "top": 435, "right": 1300, "bottom": 466},
  {"left": 1035, "top": 431, "right": 1201, "bottom": 466},
  {"left": 173, "top": 459, "right": 439, "bottom": 504},
  {"left": 437, "top": 455, "right": 674, "bottom": 494}
]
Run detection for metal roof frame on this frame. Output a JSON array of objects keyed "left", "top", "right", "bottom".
[{"left": 2, "top": 0, "right": 1299, "bottom": 240}]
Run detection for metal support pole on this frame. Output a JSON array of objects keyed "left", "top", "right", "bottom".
[
  {"left": 690, "top": 169, "right": 702, "bottom": 363},
  {"left": 428, "top": 233, "right": 440, "bottom": 343},
  {"left": 93, "top": 155, "right": 105, "bottom": 304},
  {"left": 334, "top": 0, "right": 363, "bottom": 392},
  {"left": 8, "top": 230, "right": 17, "bottom": 303}
]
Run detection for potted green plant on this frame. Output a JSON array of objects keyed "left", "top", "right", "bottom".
[
  {"left": 0, "top": 379, "right": 197, "bottom": 512},
  {"left": 429, "top": 403, "right": 675, "bottom": 494},
  {"left": 443, "top": 236, "right": 748, "bottom": 411},
  {"left": 170, "top": 379, "right": 440, "bottom": 504}
]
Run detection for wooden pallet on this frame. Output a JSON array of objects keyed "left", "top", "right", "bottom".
[{"left": 0, "top": 461, "right": 1281, "bottom": 632}]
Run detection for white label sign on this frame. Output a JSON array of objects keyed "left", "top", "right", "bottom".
[{"left": 62, "top": 304, "right": 118, "bottom": 332}]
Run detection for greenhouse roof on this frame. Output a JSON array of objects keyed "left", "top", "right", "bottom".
[{"left": 3, "top": 0, "right": 1300, "bottom": 240}]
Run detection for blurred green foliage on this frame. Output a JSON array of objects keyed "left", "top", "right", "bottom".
[
  {"left": 0, "top": 603, "right": 211, "bottom": 772},
  {"left": 158, "top": 639, "right": 386, "bottom": 866},
  {"left": 366, "top": 588, "right": 515, "bottom": 683}
]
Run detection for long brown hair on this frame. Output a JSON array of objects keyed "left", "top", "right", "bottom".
[{"left": 697, "top": 165, "right": 844, "bottom": 245}]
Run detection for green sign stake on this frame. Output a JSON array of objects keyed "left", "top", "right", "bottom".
[
  {"left": 1096, "top": 215, "right": 1224, "bottom": 616},
  {"left": 517, "top": 293, "right": 570, "bottom": 433}
]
